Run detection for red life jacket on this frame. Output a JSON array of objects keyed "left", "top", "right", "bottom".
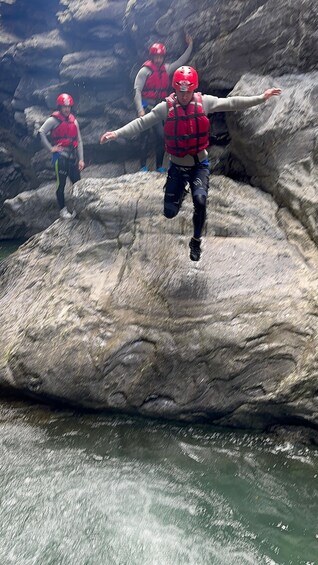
[
  {"left": 50, "top": 111, "right": 79, "bottom": 148},
  {"left": 141, "top": 60, "right": 170, "bottom": 101},
  {"left": 164, "top": 92, "right": 210, "bottom": 157}
]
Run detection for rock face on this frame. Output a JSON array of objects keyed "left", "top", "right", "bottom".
[
  {"left": 0, "top": 0, "right": 317, "bottom": 238},
  {"left": 125, "top": 0, "right": 318, "bottom": 86},
  {"left": 3, "top": 162, "right": 141, "bottom": 238},
  {"left": 0, "top": 1, "right": 317, "bottom": 430},
  {"left": 227, "top": 72, "right": 318, "bottom": 244},
  {"left": 0, "top": 172, "right": 317, "bottom": 429}
]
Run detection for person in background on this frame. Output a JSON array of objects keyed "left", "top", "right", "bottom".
[
  {"left": 39, "top": 93, "right": 85, "bottom": 219},
  {"left": 134, "top": 33, "right": 193, "bottom": 173},
  {"left": 101, "top": 66, "right": 281, "bottom": 261}
]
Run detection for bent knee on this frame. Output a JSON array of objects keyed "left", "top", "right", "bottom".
[
  {"left": 164, "top": 208, "right": 178, "bottom": 219},
  {"left": 164, "top": 202, "right": 179, "bottom": 218},
  {"left": 193, "top": 194, "right": 207, "bottom": 208}
]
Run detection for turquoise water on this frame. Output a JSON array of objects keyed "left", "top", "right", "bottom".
[
  {"left": 0, "top": 240, "right": 23, "bottom": 261},
  {"left": 0, "top": 399, "right": 317, "bottom": 565}
]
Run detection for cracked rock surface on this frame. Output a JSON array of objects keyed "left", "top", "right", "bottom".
[{"left": 0, "top": 173, "right": 317, "bottom": 429}]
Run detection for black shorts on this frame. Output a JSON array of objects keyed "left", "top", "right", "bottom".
[{"left": 163, "top": 161, "right": 209, "bottom": 218}]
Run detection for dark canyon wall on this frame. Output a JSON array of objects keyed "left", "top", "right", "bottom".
[{"left": 0, "top": 0, "right": 317, "bottom": 238}]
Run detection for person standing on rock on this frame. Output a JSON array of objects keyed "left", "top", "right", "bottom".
[
  {"left": 39, "top": 93, "right": 85, "bottom": 219},
  {"left": 100, "top": 66, "right": 281, "bottom": 261},
  {"left": 134, "top": 33, "right": 193, "bottom": 173}
]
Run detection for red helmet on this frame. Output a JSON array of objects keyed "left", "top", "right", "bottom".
[
  {"left": 56, "top": 93, "right": 74, "bottom": 107},
  {"left": 149, "top": 43, "right": 166, "bottom": 56},
  {"left": 172, "top": 66, "right": 198, "bottom": 92}
]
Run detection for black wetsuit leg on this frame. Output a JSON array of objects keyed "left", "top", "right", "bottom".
[
  {"left": 163, "top": 163, "right": 188, "bottom": 218},
  {"left": 189, "top": 163, "right": 209, "bottom": 239},
  {"left": 55, "top": 155, "right": 68, "bottom": 209},
  {"left": 68, "top": 158, "right": 81, "bottom": 184}
]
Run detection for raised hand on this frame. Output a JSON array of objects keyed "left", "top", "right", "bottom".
[
  {"left": 185, "top": 32, "right": 193, "bottom": 45},
  {"left": 264, "top": 88, "right": 282, "bottom": 100}
]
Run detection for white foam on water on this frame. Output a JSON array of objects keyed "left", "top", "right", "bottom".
[{"left": 0, "top": 408, "right": 316, "bottom": 565}]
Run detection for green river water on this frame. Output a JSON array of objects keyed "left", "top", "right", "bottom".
[
  {"left": 0, "top": 241, "right": 24, "bottom": 261},
  {"left": 0, "top": 243, "right": 317, "bottom": 565},
  {"left": 0, "top": 399, "right": 317, "bottom": 565}
]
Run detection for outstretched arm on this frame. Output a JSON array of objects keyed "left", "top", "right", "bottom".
[
  {"left": 204, "top": 88, "right": 282, "bottom": 113},
  {"left": 100, "top": 101, "right": 168, "bottom": 144}
]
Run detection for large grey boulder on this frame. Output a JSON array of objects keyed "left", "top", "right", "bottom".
[
  {"left": 0, "top": 144, "right": 32, "bottom": 216},
  {"left": 0, "top": 0, "right": 317, "bottom": 434},
  {"left": 58, "top": 0, "right": 127, "bottom": 30},
  {"left": 2, "top": 163, "right": 140, "bottom": 238},
  {"left": 4, "top": 30, "right": 69, "bottom": 73},
  {"left": 57, "top": 1, "right": 127, "bottom": 43},
  {"left": 0, "top": 173, "right": 317, "bottom": 430},
  {"left": 3, "top": 183, "right": 59, "bottom": 239},
  {"left": 227, "top": 72, "right": 318, "bottom": 243},
  {"left": 12, "top": 76, "right": 61, "bottom": 113},
  {"left": 60, "top": 49, "right": 128, "bottom": 83}
]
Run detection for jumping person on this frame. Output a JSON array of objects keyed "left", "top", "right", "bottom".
[
  {"left": 101, "top": 66, "right": 281, "bottom": 261},
  {"left": 39, "top": 93, "right": 85, "bottom": 219},
  {"left": 134, "top": 33, "right": 193, "bottom": 173}
]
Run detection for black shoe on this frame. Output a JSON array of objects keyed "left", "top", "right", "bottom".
[{"left": 189, "top": 237, "right": 201, "bottom": 261}]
